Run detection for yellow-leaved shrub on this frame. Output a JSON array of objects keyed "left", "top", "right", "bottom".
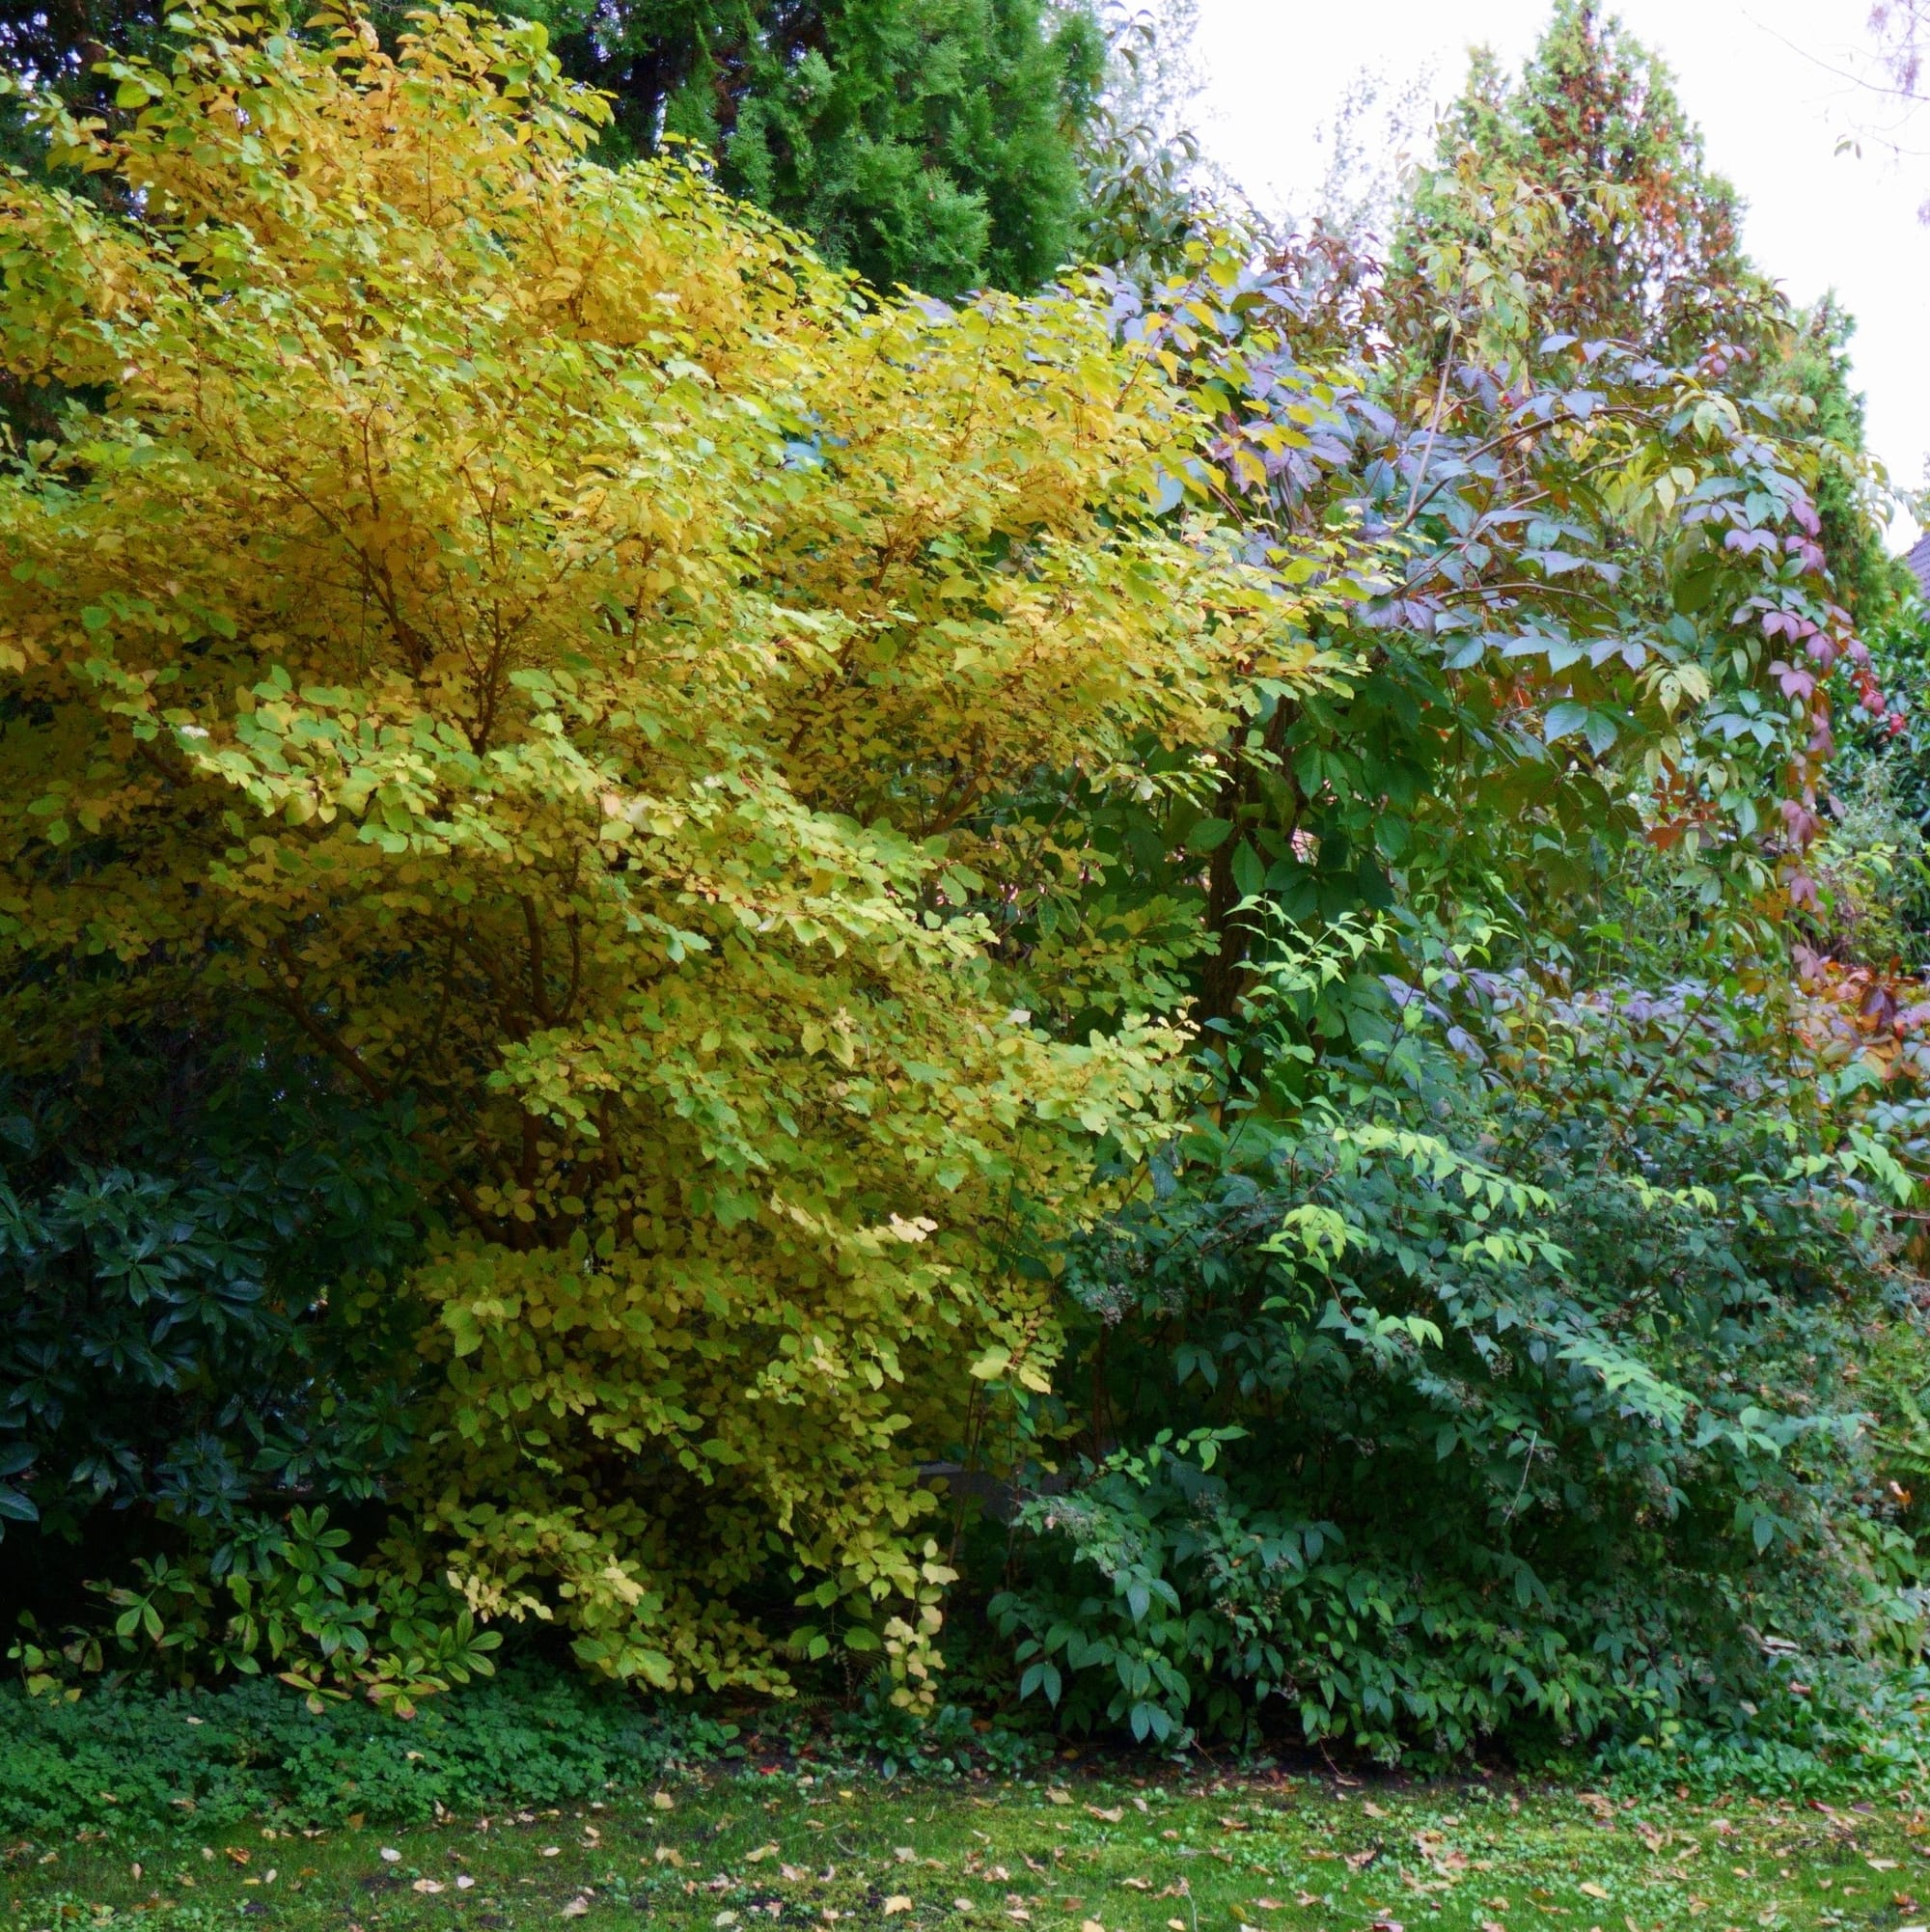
[{"left": 0, "top": 3, "right": 1333, "bottom": 1694}]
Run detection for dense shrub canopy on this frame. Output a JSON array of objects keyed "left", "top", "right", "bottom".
[
  {"left": 3, "top": 0, "right": 1929, "bottom": 1780},
  {"left": 0, "top": 1, "right": 1341, "bottom": 1698}
]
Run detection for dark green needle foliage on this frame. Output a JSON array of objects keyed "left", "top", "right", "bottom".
[{"left": 495, "top": 0, "right": 1106, "bottom": 294}]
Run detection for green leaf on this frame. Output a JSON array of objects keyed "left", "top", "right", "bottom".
[{"left": 1543, "top": 701, "right": 1588, "bottom": 743}]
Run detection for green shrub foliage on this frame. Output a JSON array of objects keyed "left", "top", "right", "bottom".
[
  {"left": 0, "top": 1036, "right": 424, "bottom": 1559},
  {"left": 0, "top": 1666, "right": 736, "bottom": 1833},
  {"left": 991, "top": 915, "right": 1930, "bottom": 1757}
]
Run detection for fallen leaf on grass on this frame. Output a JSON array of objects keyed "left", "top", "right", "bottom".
[
  {"left": 1080, "top": 1920, "right": 1105, "bottom": 1932},
  {"left": 378, "top": 1851, "right": 400, "bottom": 1866},
  {"left": 883, "top": 1898, "right": 912, "bottom": 1917},
  {"left": 1871, "top": 1859, "right": 1902, "bottom": 1871},
  {"left": 652, "top": 1794, "right": 676, "bottom": 1812},
  {"left": 1087, "top": 1808, "right": 1124, "bottom": 1825},
  {"left": 896, "top": 1849, "right": 918, "bottom": 1864},
  {"left": 455, "top": 1876, "right": 475, "bottom": 1891},
  {"left": 561, "top": 1901, "right": 590, "bottom": 1920},
  {"left": 1480, "top": 1921, "right": 1504, "bottom": 1932},
  {"left": 745, "top": 1846, "right": 779, "bottom": 1865},
  {"left": 1250, "top": 1900, "right": 1283, "bottom": 1912},
  {"left": 1046, "top": 1789, "right": 1072, "bottom": 1808},
  {"left": 1167, "top": 1921, "right": 1186, "bottom": 1931},
  {"left": 1117, "top": 1878, "right": 1151, "bottom": 1891},
  {"left": 1579, "top": 1882, "right": 1610, "bottom": 1900},
  {"left": 541, "top": 1847, "right": 562, "bottom": 1859},
  {"left": 655, "top": 1849, "right": 686, "bottom": 1868},
  {"left": 411, "top": 1880, "right": 445, "bottom": 1895},
  {"left": 1363, "top": 1803, "right": 1387, "bottom": 1820}
]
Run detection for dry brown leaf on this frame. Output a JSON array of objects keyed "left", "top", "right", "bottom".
[
  {"left": 882, "top": 1899, "right": 912, "bottom": 1918},
  {"left": 1363, "top": 1803, "right": 1388, "bottom": 1820},
  {"left": 1579, "top": 1881, "right": 1610, "bottom": 1899},
  {"left": 1117, "top": 1878, "right": 1151, "bottom": 1891},
  {"left": 1086, "top": 1808, "right": 1124, "bottom": 1825},
  {"left": 745, "top": 1846, "right": 779, "bottom": 1865}
]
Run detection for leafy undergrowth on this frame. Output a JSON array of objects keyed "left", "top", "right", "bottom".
[
  {"left": 6, "top": 1768, "right": 1930, "bottom": 1932},
  {"left": 0, "top": 1671, "right": 746, "bottom": 1837}
]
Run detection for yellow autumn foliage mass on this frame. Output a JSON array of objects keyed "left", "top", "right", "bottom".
[{"left": 0, "top": 4, "right": 1339, "bottom": 1693}]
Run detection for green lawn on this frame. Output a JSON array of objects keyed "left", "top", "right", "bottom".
[{"left": 6, "top": 1771, "right": 1929, "bottom": 1932}]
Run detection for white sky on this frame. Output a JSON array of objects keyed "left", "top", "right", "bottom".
[{"left": 1188, "top": 0, "right": 1930, "bottom": 544}]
